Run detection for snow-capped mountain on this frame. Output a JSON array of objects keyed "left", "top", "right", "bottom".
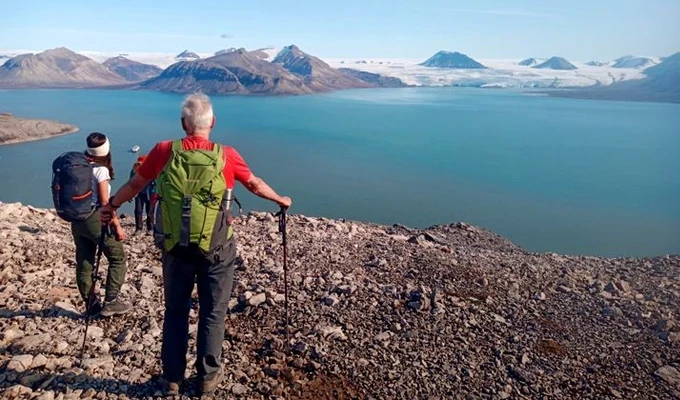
[
  {"left": 533, "top": 57, "right": 578, "bottom": 70},
  {"left": 518, "top": 58, "right": 542, "bottom": 66},
  {"left": 175, "top": 50, "right": 200, "bottom": 60},
  {"left": 612, "top": 55, "right": 658, "bottom": 69},
  {"left": 323, "top": 57, "right": 646, "bottom": 88},
  {"left": 420, "top": 51, "right": 486, "bottom": 69},
  {"left": 249, "top": 47, "right": 282, "bottom": 62},
  {"left": 0, "top": 46, "right": 671, "bottom": 91},
  {"left": 102, "top": 56, "right": 163, "bottom": 82}
]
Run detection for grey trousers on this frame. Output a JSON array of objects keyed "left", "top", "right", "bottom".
[{"left": 160, "top": 239, "right": 236, "bottom": 382}]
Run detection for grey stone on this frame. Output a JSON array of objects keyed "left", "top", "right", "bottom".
[
  {"left": 248, "top": 293, "right": 267, "bottom": 307},
  {"left": 655, "top": 366, "right": 680, "bottom": 387},
  {"left": 323, "top": 294, "right": 340, "bottom": 306},
  {"left": 7, "top": 354, "right": 34, "bottom": 373},
  {"left": 232, "top": 383, "right": 249, "bottom": 395}
]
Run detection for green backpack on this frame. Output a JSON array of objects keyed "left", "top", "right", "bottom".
[{"left": 155, "top": 140, "right": 234, "bottom": 256}]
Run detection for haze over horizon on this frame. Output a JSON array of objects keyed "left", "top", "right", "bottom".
[{"left": 2, "top": 0, "right": 679, "bottom": 61}]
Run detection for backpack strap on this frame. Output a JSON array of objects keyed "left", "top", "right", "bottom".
[
  {"left": 171, "top": 140, "right": 191, "bottom": 246},
  {"left": 171, "top": 139, "right": 184, "bottom": 152},
  {"left": 179, "top": 195, "right": 192, "bottom": 247}
]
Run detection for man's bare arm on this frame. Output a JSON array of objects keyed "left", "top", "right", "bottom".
[
  {"left": 243, "top": 173, "right": 292, "bottom": 208},
  {"left": 111, "top": 174, "right": 152, "bottom": 206}
]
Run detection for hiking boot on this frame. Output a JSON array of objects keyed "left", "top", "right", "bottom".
[
  {"left": 200, "top": 367, "right": 223, "bottom": 394},
  {"left": 101, "top": 298, "right": 131, "bottom": 317},
  {"left": 158, "top": 377, "right": 180, "bottom": 396}
]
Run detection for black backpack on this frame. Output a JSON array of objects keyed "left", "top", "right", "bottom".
[{"left": 51, "top": 152, "right": 96, "bottom": 222}]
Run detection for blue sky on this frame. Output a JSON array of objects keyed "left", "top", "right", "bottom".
[{"left": 2, "top": 0, "right": 678, "bottom": 60}]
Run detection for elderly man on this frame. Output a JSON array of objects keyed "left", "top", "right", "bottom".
[{"left": 100, "top": 93, "right": 292, "bottom": 395}]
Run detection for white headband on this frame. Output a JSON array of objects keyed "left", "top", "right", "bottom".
[{"left": 86, "top": 137, "right": 110, "bottom": 157}]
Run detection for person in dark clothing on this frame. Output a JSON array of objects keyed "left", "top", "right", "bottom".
[{"left": 130, "top": 155, "right": 156, "bottom": 234}]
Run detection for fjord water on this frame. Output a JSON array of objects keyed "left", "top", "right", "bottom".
[{"left": 0, "top": 88, "right": 678, "bottom": 257}]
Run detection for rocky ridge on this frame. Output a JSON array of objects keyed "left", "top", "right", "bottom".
[
  {"left": 0, "top": 48, "right": 127, "bottom": 88},
  {"left": 0, "top": 114, "right": 79, "bottom": 146},
  {"left": 102, "top": 57, "right": 163, "bottom": 82},
  {"left": 0, "top": 202, "right": 678, "bottom": 399}
]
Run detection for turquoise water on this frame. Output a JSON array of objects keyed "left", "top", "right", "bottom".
[{"left": 0, "top": 88, "right": 678, "bottom": 257}]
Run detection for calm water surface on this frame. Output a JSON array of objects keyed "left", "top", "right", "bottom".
[{"left": 0, "top": 88, "right": 678, "bottom": 257}]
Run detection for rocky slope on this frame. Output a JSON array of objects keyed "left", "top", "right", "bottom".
[
  {"left": 337, "top": 68, "right": 407, "bottom": 88},
  {"left": 142, "top": 46, "right": 405, "bottom": 95},
  {"left": 0, "top": 202, "right": 678, "bottom": 399},
  {"left": 272, "top": 45, "right": 372, "bottom": 91},
  {"left": 140, "top": 49, "right": 312, "bottom": 96},
  {"left": 102, "top": 57, "right": 163, "bottom": 82},
  {"left": 0, "top": 114, "right": 79, "bottom": 145},
  {"left": 0, "top": 48, "right": 127, "bottom": 88}
]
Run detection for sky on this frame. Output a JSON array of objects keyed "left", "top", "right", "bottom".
[{"left": 2, "top": 0, "right": 679, "bottom": 61}]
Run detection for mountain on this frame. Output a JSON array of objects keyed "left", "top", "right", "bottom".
[
  {"left": 549, "top": 52, "right": 680, "bottom": 103},
  {"left": 585, "top": 61, "right": 608, "bottom": 67},
  {"left": 612, "top": 55, "right": 656, "bottom": 69},
  {"left": 249, "top": 47, "right": 281, "bottom": 62},
  {"left": 337, "top": 68, "right": 406, "bottom": 88},
  {"left": 201, "top": 48, "right": 312, "bottom": 94},
  {"left": 175, "top": 50, "right": 200, "bottom": 60},
  {"left": 102, "top": 56, "right": 162, "bottom": 82},
  {"left": 141, "top": 48, "right": 312, "bottom": 95},
  {"left": 419, "top": 51, "right": 486, "bottom": 69},
  {"left": 214, "top": 48, "right": 237, "bottom": 56},
  {"left": 142, "top": 45, "right": 403, "bottom": 95},
  {"left": 636, "top": 51, "right": 680, "bottom": 96},
  {"left": 533, "top": 57, "right": 577, "bottom": 70},
  {"left": 139, "top": 61, "right": 246, "bottom": 94},
  {"left": 518, "top": 58, "right": 540, "bottom": 66},
  {"left": 0, "top": 47, "right": 127, "bottom": 88},
  {"left": 272, "top": 45, "right": 371, "bottom": 91}
]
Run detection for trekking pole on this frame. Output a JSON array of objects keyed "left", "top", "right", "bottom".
[
  {"left": 79, "top": 224, "right": 111, "bottom": 361},
  {"left": 274, "top": 207, "right": 290, "bottom": 354}
]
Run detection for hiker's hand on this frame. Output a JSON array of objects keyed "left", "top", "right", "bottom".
[
  {"left": 100, "top": 204, "right": 115, "bottom": 224},
  {"left": 277, "top": 196, "right": 292, "bottom": 209},
  {"left": 114, "top": 225, "right": 127, "bottom": 241}
]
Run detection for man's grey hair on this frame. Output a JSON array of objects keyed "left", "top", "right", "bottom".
[{"left": 181, "top": 93, "right": 214, "bottom": 131}]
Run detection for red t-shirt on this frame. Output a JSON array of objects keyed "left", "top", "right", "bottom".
[{"left": 137, "top": 136, "right": 252, "bottom": 188}]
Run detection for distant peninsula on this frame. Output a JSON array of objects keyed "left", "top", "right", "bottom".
[{"left": 0, "top": 113, "right": 79, "bottom": 145}]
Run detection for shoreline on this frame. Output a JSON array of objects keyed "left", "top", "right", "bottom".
[
  {"left": 0, "top": 113, "right": 80, "bottom": 146},
  {"left": 1, "top": 85, "right": 679, "bottom": 105}
]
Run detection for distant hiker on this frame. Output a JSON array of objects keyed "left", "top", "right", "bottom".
[
  {"left": 54, "top": 132, "right": 131, "bottom": 317},
  {"left": 130, "top": 155, "right": 156, "bottom": 234},
  {"left": 100, "top": 93, "right": 292, "bottom": 395}
]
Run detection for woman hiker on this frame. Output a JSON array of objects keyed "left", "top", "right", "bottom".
[
  {"left": 130, "top": 155, "right": 157, "bottom": 234},
  {"left": 71, "top": 132, "right": 131, "bottom": 317}
]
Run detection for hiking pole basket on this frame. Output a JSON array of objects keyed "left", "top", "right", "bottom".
[
  {"left": 79, "top": 224, "right": 111, "bottom": 361},
  {"left": 274, "top": 207, "right": 290, "bottom": 354}
]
